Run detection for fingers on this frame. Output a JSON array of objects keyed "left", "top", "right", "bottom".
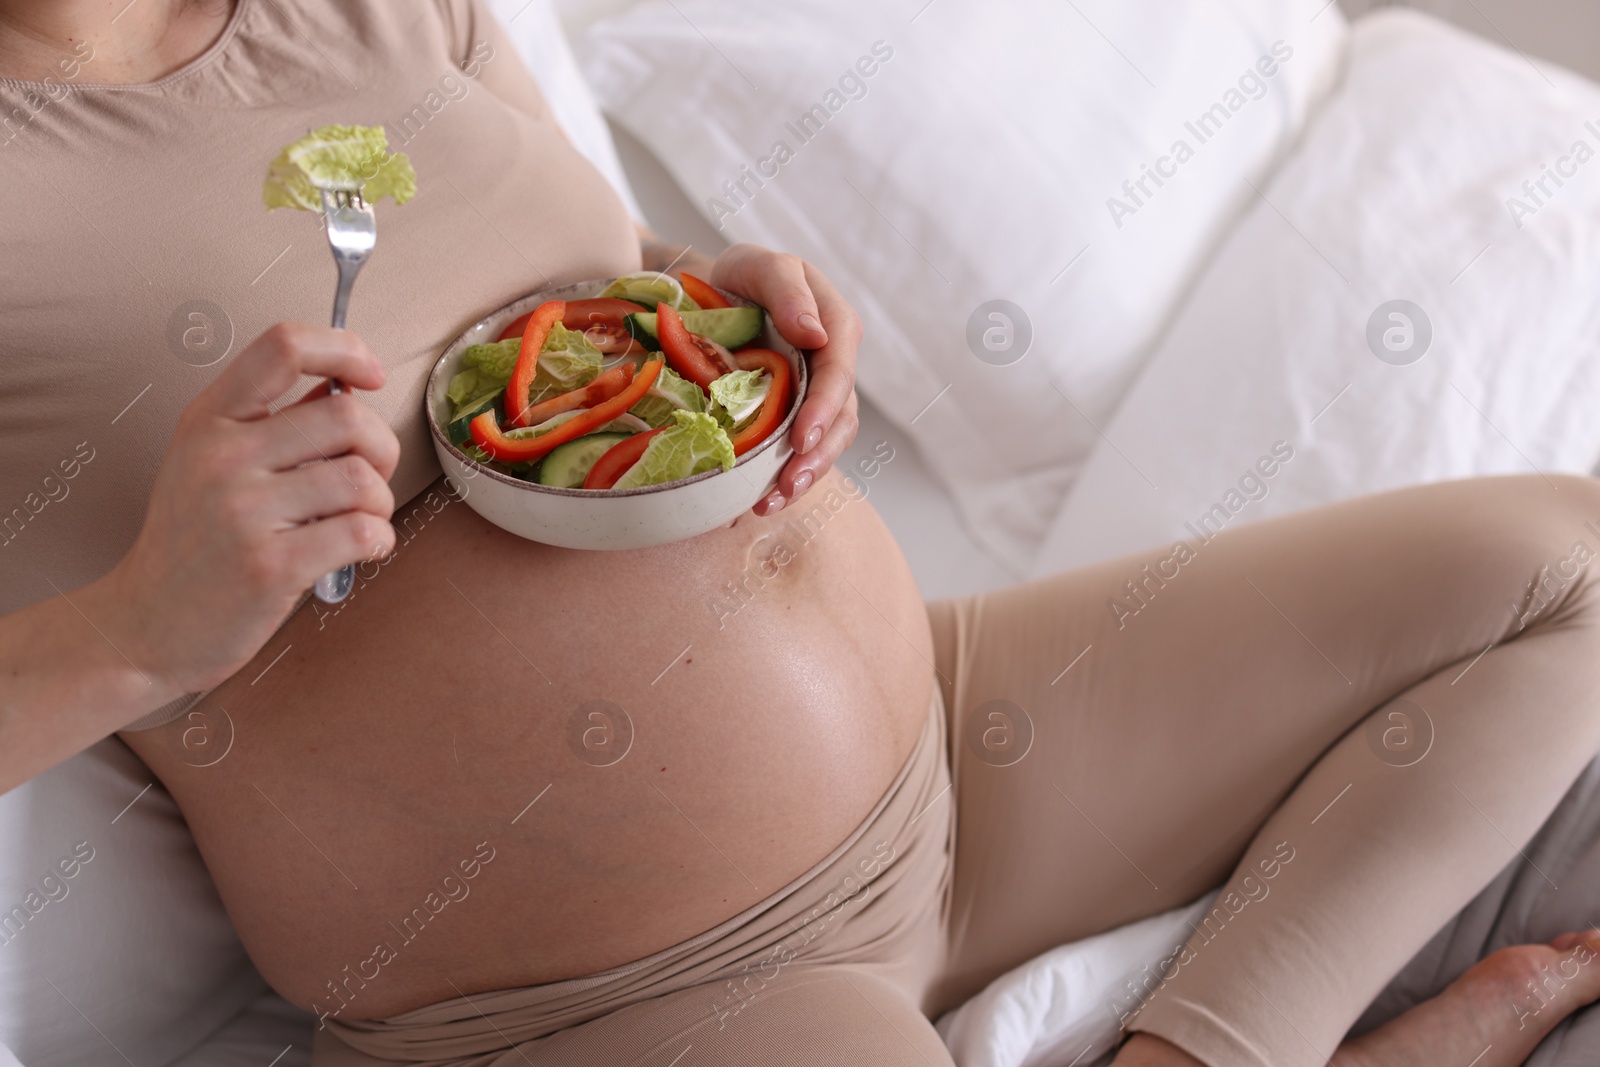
[
  {"left": 256, "top": 454, "right": 396, "bottom": 529},
  {"left": 287, "top": 379, "right": 335, "bottom": 407},
  {"left": 756, "top": 391, "right": 859, "bottom": 515},
  {"left": 709, "top": 245, "right": 863, "bottom": 462},
  {"left": 270, "top": 510, "right": 397, "bottom": 593},
  {"left": 703, "top": 244, "right": 868, "bottom": 514},
  {"left": 786, "top": 261, "right": 861, "bottom": 456},
  {"left": 203, "top": 323, "right": 386, "bottom": 422},
  {"left": 1551, "top": 930, "right": 1600, "bottom": 952},
  {"left": 245, "top": 390, "right": 403, "bottom": 482},
  {"left": 711, "top": 245, "right": 830, "bottom": 350}
]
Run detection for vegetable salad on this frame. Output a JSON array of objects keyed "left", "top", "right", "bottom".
[{"left": 445, "top": 273, "right": 794, "bottom": 491}]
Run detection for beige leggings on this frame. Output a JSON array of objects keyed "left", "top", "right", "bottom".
[
  {"left": 926, "top": 472, "right": 1600, "bottom": 1064},
  {"left": 320, "top": 474, "right": 1600, "bottom": 1067}
]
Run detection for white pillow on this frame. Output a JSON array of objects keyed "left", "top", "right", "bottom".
[
  {"left": 553, "top": 0, "right": 647, "bottom": 40},
  {"left": 0, "top": 739, "right": 264, "bottom": 1066},
  {"left": 579, "top": 0, "right": 1347, "bottom": 572},
  {"left": 935, "top": 891, "right": 1219, "bottom": 1067},
  {"left": 1030, "top": 10, "right": 1600, "bottom": 575}
]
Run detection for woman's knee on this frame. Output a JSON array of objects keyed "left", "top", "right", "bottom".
[
  {"left": 1512, "top": 472, "right": 1600, "bottom": 532},
  {"left": 1478, "top": 473, "right": 1600, "bottom": 631},
  {"left": 1348, "top": 474, "right": 1600, "bottom": 643}
]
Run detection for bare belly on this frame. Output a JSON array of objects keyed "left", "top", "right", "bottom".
[{"left": 120, "top": 468, "right": 933, "bottom": 1021}]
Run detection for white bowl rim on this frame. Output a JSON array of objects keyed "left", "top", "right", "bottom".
[{"left": 424, "top": 277, "right": 809, "bottom": 499}]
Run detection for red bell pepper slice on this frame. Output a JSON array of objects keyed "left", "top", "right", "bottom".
[
  {"left": 471, "top": 359, "right": 664, "bottom": 464},
  {"left": 679, "top": 273, "right": 731, "bottom": 309},
  {"left": 517, "top": 362, "right": 637, "bottom": 429},
  {"left": 497, "top": 298, "right": 647, "bottom": 344},
  {"left": 727, "top": 349, "right": 794, "bottom": 458},
  {"left": 506, "top": 300, "right": 566, "bottom": 427},
  {"left": 582, "top": 427, "right": 667, "bottom": 490},
  {"left": 655, "top": 302, "right": 722, "bottom": 393}
]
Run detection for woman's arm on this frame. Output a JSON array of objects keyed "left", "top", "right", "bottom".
[
  {"left": 0, "top": 579, "right": 187, "bottom": 790},
  {"left": 637, "top": 229, "right": 863, "bottom": 516},
  {"left": 638, "top": 228, "right": 717, "bottom": 278},
  {"left": 0, "top": 324, "right": 400, "bottom": 793}
]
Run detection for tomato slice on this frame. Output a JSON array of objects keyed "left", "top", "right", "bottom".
[
  {"left": 693, "top": 333, "right": 739, "bottom": 374},
  {"left": 564, "top": 298, "right": 651, "bottom": 353},
  {"left": 655, "top": 302, "right": 722, "bottom": 392},
  {"left": 563, "top": 298, "right": 649, "bottom": 327},
  {"left": 575, "top": 321, "right": 646, "bottom": 356},
  {"left": 583, "top": 427, "right": 666, "bottom": 490},
  {"left": 506, "top": 300, "right": 565, "bottom": 427},
  {"left": 517, "top": 362, "right": 636, "bottom": 429},
  {"left": 495, "top": 298, "right": 648, "bottom": 344},
  {"left": 727, "top": 349, "right": 794, "bottom": 457},
  {"left": 680, "top": 273, "right": 731, "bottom": 309},
  {"left": 471, "top": 360, "right": 665, "bottom": 463}
]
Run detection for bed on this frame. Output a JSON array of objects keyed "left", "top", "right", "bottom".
[{"left": 11, "top": 1, "right": 1600, "bottom": 1064}]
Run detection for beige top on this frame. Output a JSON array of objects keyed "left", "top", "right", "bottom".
[{"left": 0, "top": 0, "right": 639, "bottom": 632}]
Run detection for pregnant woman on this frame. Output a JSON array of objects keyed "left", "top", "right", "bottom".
[{"left": 5, "top": 2, "right": 1600, "bottom": 1066}]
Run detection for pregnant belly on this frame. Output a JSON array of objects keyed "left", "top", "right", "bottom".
[{"left": 120, "top": 468, "right": 933, "bottom": 1021}]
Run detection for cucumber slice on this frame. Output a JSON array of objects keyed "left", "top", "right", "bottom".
[
  {"left": 448, "top": 394, "right": 501, "bottom": 446},
  {"left": 624, "top": 315, "right": 661, "bottom": 351},
  {"left": 626, "top": 306, "right": 763, "bottom": 349},
  {"left": 536, "top": 432, "right": 633, "bottom": 488}
]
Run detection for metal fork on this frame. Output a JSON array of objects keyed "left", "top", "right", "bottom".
[{"left": 312, "top": 187, "right": 377, "bottom": 605}]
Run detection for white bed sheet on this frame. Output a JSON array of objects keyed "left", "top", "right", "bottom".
[{"left": 166, "top": 994, "right": 311, "bottom": 1067}]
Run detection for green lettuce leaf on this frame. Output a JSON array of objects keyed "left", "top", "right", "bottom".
[
  {"left": 629, "top": 365, "right": 708, "bottom": 428},
  {"left": 445, "top": 374, "right": 500, "bottom": 426},
  {"left": 613, "top": 410, "right": 735, "bottom": 489},
  {"left": 708, "top": 369, "right": 771, "bottom": 431},
  {"left": 446, "top": 368, "right": 496, "bottom": 411},
  {"left": 528, "top": 325, "right": 603, "bottom": 404},
  {"left": 447, "top": 368, "right": 489, "bottom": 408},
  {"left": 263, "top": 124, "right": 417, "bottom": 211},
  {"left": 445, "top": 339, "right": 517, "bottom": 424},
  {"left": 599, "top": 272, "right": 700, "bottom": 313},
  {"left": 539, "top": 322, "right": 598, "bottom": 360},
  {"left": 462, "top": 338, "right": 522, "bottom": 378},
  {"left": 443, "top": 328, "right": 602, "bottom": 424}
]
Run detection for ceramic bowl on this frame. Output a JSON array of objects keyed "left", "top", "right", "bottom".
[{"left": 425, "top": 278, "right": 807, "bottom": 550}]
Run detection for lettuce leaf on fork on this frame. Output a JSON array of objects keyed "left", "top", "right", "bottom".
[{"left": 263, "top": 124, "right": 417, "bottom": 211}]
